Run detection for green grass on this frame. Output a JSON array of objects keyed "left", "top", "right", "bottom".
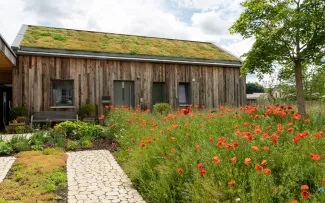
[
  {"left": 0, "top": 148, "right": 67, "bottom": 203},
  {"left": 20, "top": 25, "right": 239, "bottom": 61},
  {"left": 106, "top": 105, "right": 325, "bottom": 203}
]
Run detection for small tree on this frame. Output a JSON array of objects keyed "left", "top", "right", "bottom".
[
  {"left": 230, "top": 0, "right": 325, "bottom": 117},
  {"left": 246, "top": 82, "right": 265, "bottom": 94}
]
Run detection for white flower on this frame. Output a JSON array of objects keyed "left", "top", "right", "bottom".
[{"left": 235, "top": 198, "right": 241, "bottom": 201}]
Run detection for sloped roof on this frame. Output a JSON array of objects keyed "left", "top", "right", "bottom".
[{"left": 15, "top": 25, "right": 240, "bottom": 62}]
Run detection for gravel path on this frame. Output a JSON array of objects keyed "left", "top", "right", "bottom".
[
  {"left": 67, "top": 150, "right": 146, "bottom": 203},
  {"left": 0, "top": 156, "right": 15, "bottom": 182}
]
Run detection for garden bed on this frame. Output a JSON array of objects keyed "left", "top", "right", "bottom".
[
  {"left": 106, "top": 105, "right": 325, "bottom": 203},
  {"left": 0, "top": 148, "right": 67, "bottom": 202}
]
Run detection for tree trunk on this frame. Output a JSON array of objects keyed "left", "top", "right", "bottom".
[{"left": 294, "top": 59, "right": 306, "bottom": 117}]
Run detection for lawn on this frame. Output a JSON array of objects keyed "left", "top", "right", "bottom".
[
  {"left": 0, "top": 148, "right": 67, "bottom": 203},
  {"left": 106, "top": 105, "right": 325, "bottom": 203}
]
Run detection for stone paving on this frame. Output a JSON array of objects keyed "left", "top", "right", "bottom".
[
  {"left": 0, "top": 156, "right": 15, "bottom": 182},
  {"left": 67, "top": 150, "right": 146, "bottom": 203}
]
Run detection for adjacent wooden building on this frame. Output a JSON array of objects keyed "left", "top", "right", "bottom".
[{"left": 7, "top": 25, "right": 246, "bottom": 117}]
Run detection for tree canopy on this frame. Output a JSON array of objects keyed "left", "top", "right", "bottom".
[
  {"left": 246, "top": 82, "right": 265, "bottom": 94},
  {"left": 230, "top": 0, "right": 325, "bottom": 116}
]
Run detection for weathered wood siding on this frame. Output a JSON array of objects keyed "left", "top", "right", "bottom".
[{"left": 13, "top": 55, "right": 246, "bottom": 115}]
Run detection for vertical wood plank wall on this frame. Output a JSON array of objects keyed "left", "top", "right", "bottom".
[{"left": 13, "top": 55, "right": 246, "bottom": 115}]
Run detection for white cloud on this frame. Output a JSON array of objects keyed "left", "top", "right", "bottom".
[{"left": 191, "top": 11, "right": 231, "bottom": 35}]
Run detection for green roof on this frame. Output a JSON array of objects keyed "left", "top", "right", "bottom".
[{"left": 20, "top": 25, "right": 239, "bottom": 61}]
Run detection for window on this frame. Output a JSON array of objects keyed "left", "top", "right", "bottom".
[
  {"left": 52, "top": 80, "right": 74, "bottom": 106},
  {"left": 152, "top": 82, "right": 166, "bottom": 104},
  {"left": 179, "top": 83, "right": 191, "bottom": 105}
]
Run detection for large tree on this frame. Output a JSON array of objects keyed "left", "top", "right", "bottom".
[
  {"left": 230, "top": 0, "right": 325, "bottom": 116},
  {"left": 246, "top": 82, "right": 265, "bottom": 94}
]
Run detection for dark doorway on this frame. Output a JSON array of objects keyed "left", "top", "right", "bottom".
[
  {"left": 114, "top": 81, "right": 135, "bottom": 108},
  {"left": 152, "top": 82, "right": 166, "bottom": 105},
  {"left": 0, "top": 84, "right": 12, "bottom": 131}
]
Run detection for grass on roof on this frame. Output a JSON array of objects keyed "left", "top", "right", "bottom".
[{"left": 20, "top": 26, "right": 239, "bottom": 61}]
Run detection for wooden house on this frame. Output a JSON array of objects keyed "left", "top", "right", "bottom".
[{"left": 0, "top": 24, "right": 246, "bottom": 124}]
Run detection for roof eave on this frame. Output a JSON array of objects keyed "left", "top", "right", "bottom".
[{"left": 16, "top": 47, "right": 242, "bottom": 67}]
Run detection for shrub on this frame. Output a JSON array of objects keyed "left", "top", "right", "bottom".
[
  {"left": 9, "top": 137, "right": 30, "bottom": 152},
  {"left": 53, "top": 35, "right": 66, "bottom": 41},
  {"left": 153, "top": 103, "right": 172, "bottom": 114},
  {"left": 78, "top": 104, "right": 96, "bottom": 119},
  {"left": 54, "top": 121, "right": 104, "bottom": 140},
  {"left": 81, "top": 139, "right": 93, "bottom": 149},
  {"left": 47, "top": 129, "right": 66, "bottom": 148},
  {"left": 28, "top": 131, "right": 47, "bottom": 151},
  {"left": 10, "top": 106, "right": 28, "bottom": 120},
  {"left": 0, "top": 142, "right": 13, "bottom": 155},
  {"left": 67, "top": 140, "right": 78, "bottom": 151}
]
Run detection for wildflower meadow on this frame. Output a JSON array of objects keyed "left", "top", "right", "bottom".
[{"left": 105, "top": 105, "right": 325, "bottom": 203}]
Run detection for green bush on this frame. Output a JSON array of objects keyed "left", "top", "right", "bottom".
[
  {"left": 67, "top": 140, "right": 79, "bottom": 151},
  {"left": 28, "top": 131, "right": 47, "bottom": 151},
  {"left": 0, "top": 142, "right": 13, "bottom": 155},
  {"left": 47, "top": 129, "right": 66, "bottom": 148},
  {"left": 81, "top": 139, "right": 93, "bottom": 149},
  {"left": 10, "top": 106, "right": 28, "bottom": 120},
  {"left": 54, "top": 121, "right": 104, "bottom": 140},
  {"left": 153, "top": 103, "right": 172, "bottom": 114},
  {"left": 78, "top": 104, "right": 96, "bottom": 119},
  {"left": 9, "top": 137, "right": 30, "bottom": 152}
]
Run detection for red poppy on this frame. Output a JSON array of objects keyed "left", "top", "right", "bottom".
[
  {"left": 322, "top": 178, "right": 325, "bottom": 183},
  {"left": 244, "top": 158, "right": 251, "bottom": 165},
  {"left": 262, "top": 133, "right": 269, "bottom": 139},
  {"left": 301, "top": 185, "right": 309, "bottom": 190},
  {"left": 213, "top": 156, "right": 221, "bottom": 164},
  {"left": 140, "top": 142, "right": 145, "bottom": 148},
  {"left": 305, "top": 119, "right": 310, "bottom": 123},
  {"left": 182, "top": 107, "right": 191, "bottom": 115},
  {"left": 310, "top": 153, "right": 321, "bottom": 161},
  {"left": 261, "top": 160, "right": 267, "bottom": 165},
  {"left": 252, "top": 146, "right": 259, "bottom": 151},
  {"left": 233, "top": 142, "right": 239, "bottom": 148},
  {"left": 186, "top": 133, "right": 190, "bottom": 137},
  {"left": 287, "top": 128, "right": 293, "bottom": 133},
  {"left": 177, "top": 168, "right": 183, "bottom": 174},
  {"left": 197, "top": 163, "right": 203, "bottom": 169},
  {"left": 200, "top": 168, "right": 207, "bottom": 175},
  {"left": 147, "top": 139, "right": 152, "bottom": 144},
  {"left": 255, "top": 164, "right": 263, "bottom": 172},
  {"left": 228, "top": 179, "right": 235, "bottom": 187},
  {"left": 266, "top": 126, "right": 271, "bottom": 130},
  {"left": 263, "top": 168, "right": 271, "bottom": 175},
  {"left": 171, "top": 137, "right": 176, "bottom": 141},
  {"left": 195, "top": 145, "right": 201, "bottom": 150},
  {"left": 105, "top": 105, "right": 109, "bottom": 109},
  {"left": 231, "top": 157, "right": 237, "bottom": 164},
  {"left": 301, "top": 190, "right": 310, "bottom": 198},
  {"left": 291, "top": 200, "right": 299, "bottom": 203},
  {"left": 209, "top": 137, "right": 215, "bottom": 142},
  {"left": 131, "top": 137, "right": 135, "bottom": 141},
  {"left": 171, "top": 149, "right": 175, "bottom": 153}
]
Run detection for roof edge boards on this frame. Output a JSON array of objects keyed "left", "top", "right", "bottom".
[
  {"left": 11, "top": 24, "right": 29, "bottom": 51},
  {"left": 16, "top": 49, "right": 242, "bottom": 67}
]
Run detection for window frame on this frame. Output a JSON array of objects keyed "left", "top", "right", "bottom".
[
  {"left": 51, "top": 79, "right": 74, "bottom": 107},
  {"left": 178, "top": 82, "right": 191, "bottom": 105}
]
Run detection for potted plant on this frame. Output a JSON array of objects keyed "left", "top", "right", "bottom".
[
  {"left": 9, "top": 106, "right": 28, "bottom": 126},
  {"left": 78, "top": 104, "right": 96, "bottom": 122}
]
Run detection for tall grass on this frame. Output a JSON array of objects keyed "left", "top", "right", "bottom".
[{"left": 106, "top": 105, "right": 325, "bottom": 203}]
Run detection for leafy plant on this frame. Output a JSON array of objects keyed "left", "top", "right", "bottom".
[
  {"left": 10, "top": 106, "right": 28, "bottom": 120},
  {"left": 9, "top": 137, "right": 30, "bottom": 152},
  {"left": 153, "top": 103, "right": 172, "bottom": 115},
  {"left": 81, "top": 139, "right": 93, "bottom": 149},
  {"left": 78, "top": 104, "right": 96, "bottom": 119},
  {"left": 0, "top": 142, "right": 13, "bottom": 155},
  {"left": 67, "top": 140, "right": 78, "bottom": 151}
]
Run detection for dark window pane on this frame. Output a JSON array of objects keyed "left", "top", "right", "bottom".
[
  {"left": 152, "top": 82, "right": 166, "bottom": 104},
  {"left": 52, "top": 80, "right": 74, "bottom": 106}
]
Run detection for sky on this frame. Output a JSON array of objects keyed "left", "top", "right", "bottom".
[{"left": 0, "top": 0, "right": 258, "bottom": 83}]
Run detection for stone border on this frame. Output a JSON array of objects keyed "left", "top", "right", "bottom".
[{"left": 0, "top": 156, "right": 16, "bottom": 182}]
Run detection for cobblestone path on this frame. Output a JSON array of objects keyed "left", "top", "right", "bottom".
[
  {"left": 0, "top": 156, "right": 15, "bottom": 182},
  {"left": 67, "top": 150, "right": 146, "bottom": 203}
]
